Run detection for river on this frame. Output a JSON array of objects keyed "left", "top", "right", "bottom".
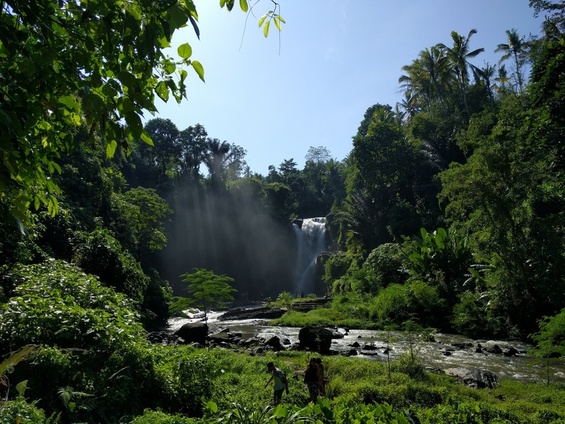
[{"left": 167, "top": 310, "right": 565, "bottom": 384}]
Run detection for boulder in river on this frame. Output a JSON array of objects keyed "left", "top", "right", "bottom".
[
  {"left": 175, "top": 322, "right": 208, "bottom": 345},
  {"left": 444, "top": 368, "right": 499, "bottom": 389},
  {"left": 265, "top": 335, "right": 283, "bottom": 351},
  {"left": 298, "top": 325, "right": 333, "bottom": 354}
]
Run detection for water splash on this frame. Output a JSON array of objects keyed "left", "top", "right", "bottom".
[{"left": 293, "top": 217, "right": 327, "bottom": 296}]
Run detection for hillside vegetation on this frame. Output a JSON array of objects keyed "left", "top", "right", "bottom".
[{"left": 2, "top": 0, "right": 565, "bottom": 422}]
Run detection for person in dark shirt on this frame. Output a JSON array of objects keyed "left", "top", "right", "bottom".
[
  {"left": 316, "top": 357, "right": 325, "bottom": 396},
  {"left": 303, "top": 358, "right": 318, "bottom": 403}
]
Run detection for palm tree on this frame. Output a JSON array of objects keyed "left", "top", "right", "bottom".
[
  {"left": 204, "top": 138, "right": 231, "bottom": 188},
  {"left": 494, "top": 64, "right": 511, "bottom": 96},
  {"left": 495, "top": 28, "right": 528, "bottom": 92},
  {"left": 203, "top": 138, "right": 247, "bottom": 188},
  {"left": 437, "top": 29, "right": 485, "bottom": 115},
  {"left": 476, "top": 62, "right": 497, "bottom": 102},
  {"left": 396, "top": 91, "right": 419, "bottom": 122},
  {"left": 399, "top": 45, "right": 449, "bottom": 110}
]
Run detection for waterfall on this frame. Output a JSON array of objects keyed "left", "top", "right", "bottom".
[{"left": 293, "top": 217, "right": 327, "bottom": 296}]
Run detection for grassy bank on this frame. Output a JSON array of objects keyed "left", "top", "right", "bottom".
[
  {"left": 131, "top": 347, "right": 565, "bottom": 423},
  {"left": 3, "top": 343, "right": 565, "bottom": 423},
  {"left": 269, "top": 294, "right": 377, "bottom": 330}
]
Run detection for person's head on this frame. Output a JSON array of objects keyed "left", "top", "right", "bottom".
[
  {"left": 316, "top": 358, "right": 322, "bottom": 364},
  {"left": 309, "top": 358, "right": 316, "bottom": 366},
  {"left": 267, "top": 362, "right": 275, "bottom": 371}
]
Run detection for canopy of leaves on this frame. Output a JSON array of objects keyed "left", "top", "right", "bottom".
[
  {"left": 180, "top": 268, "right": 237, "bottom": 311},
  {"left": 0, "top": 0, "right": 204, "bottom": 223},
  {"left": 0, "top": 259, "right": 144, "bottom": 354}
]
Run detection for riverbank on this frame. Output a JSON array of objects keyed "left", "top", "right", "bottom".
[
  {"left": 132, "top": 346, "right": 565, "bottom": 423},
  {"left": 165, "top": 302, "right": 565, "bottom": 385},
  {"left": 138, "top": 302, "right": 565, "bottom": 424}
]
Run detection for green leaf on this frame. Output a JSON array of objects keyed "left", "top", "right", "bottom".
[
  {"left": 420, "top": 228, "right": 428, "bottom": 239},
  {"left": 167, "top": 3, "right": 189, "bottom": 30},
  {"left": 157, "top": 35, "right": 171, "bottom": 48},
  {"left": 206, "top": 400, "right": 218, "bottom": 414},
  {"left": 177, "top": 43, "right": 192, "bottom": 59},
  {"left": 155, "top": 81, "right": 170, "bottom": 102},
  {"left": 239, "top": 0, "right": 248, "bottom": 12},
  {"left": 274, "top": 15, "right": 283, "bottom": 32},
  {"left": 263, "top": 20, "right": 270, "bottom": 38},
  {"left": 58, "top": 95, "right": 78, "bottom": 110},
  {"left": 164, "top": 60, "right": 176, "bottom": 74},
  {"left": 258, "top": 13, "right": 267, "bottom": 28},
  {"left": 192, "top": 60, "right": 205, "bottom": 82},
  {"left": 15, "top": 380, "right": 28, "bottom": 397},
  {"left": 125, "top": 112, "right": 143, "bottom": 138},
  {"left": 0, "top": 346, "right": 37, "bottom": 376},
  {"left": 106, "top": 140, "right": 118, "bottom": 158},
  {"left": 140, "top": 130, "right": 154, "bottom": 146}
]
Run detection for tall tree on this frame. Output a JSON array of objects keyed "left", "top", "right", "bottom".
[
  {"left": 305, "top": 146, "right": 332, "bottom": 164},
  {"left": 437, "top": 29, "right": 485, "bottom": 115},
  {"left": 348, "top": 105, "right": 422, "bottom": 249},
  {"left": 203, "top": 138, "right": 247, "bottom": 189},
  {"left": 440, "top": 90, "right": 565, "bottom": 337},
  {"left": 495, "top": 29, "right": 529, "bottom": 91},
  {"left": 529, "top": 0, "right": 565, "bottom": 30},
  {"left": 0, "top": 0, "right": 281, "bottom": 225},
  {"left": 178, "top": 124, "right": 209, "bottom": 183},
  {"left": 180, "top": 268, "right": 237, "bottom": 321},
  {"left": 399, "top": 45, "right": 450, "bottom": 110},
  {"left": 0, "top": 0, "right": 203, "bottom": 222}
]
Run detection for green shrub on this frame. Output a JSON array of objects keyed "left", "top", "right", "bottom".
[
  {"left": 272, "top": 291, "right": 294, "bottom": 309},
  {"left": 363, "top": 243, "right": 407, "bottom": 288},
  {"left": 0, "top": 399, "right": 51, "bottom": 424},
  {"left": 452, "top": 290, "right": 495, "bottom": 338},
  {"left": 0, "top": 259, "right": 144, "bottom": 354},
  {"left": 535, "top": 408, "right": 565, "bottom": 423},
  {"left": 418, "top": 399, "right": 522, "bottom": 424},
  {"left": 169, "top": 296, "right": 193, "bottom": 316},
  {"left": 406, "top": 280, "right": 446, "bottom": 328},
  {"left": 369, "top": 284, "right": 412, "bottom": 326},
  {"left": 129, "top": 409, "right": 198, "bottom": 423},
  {"left": 304, "top": 398, "right": 412, "bottom": 423},
  {"left": 322, "top": 251, "right": 352, "bottom": 287},
  {"left": 73, "top": 229, "right": 149, "bottom": 304},
  {"left": 174, "top": 353, "right": 216, "bottom": 416}
]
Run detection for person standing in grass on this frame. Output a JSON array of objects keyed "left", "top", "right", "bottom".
[
  {"left": 304, "top": 358, "right": 319, "bottom": 403},
  {"left": 265, "top": 362, "right": 288, "bottom": 405},
  {"left": 316, "top": 357, "right": 325, "bottom": 396}
]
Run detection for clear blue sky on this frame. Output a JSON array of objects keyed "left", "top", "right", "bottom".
[{"left": 152, "top": 0, "right": 544, "bottom": 176}]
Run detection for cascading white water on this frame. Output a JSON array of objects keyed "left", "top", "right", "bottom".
[{"left": 293, "top": 217, "right": 327, "bottom": 296}]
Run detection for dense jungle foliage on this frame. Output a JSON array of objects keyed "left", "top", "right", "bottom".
[{"left": 2, "top": 0, "right": 565, "bottom": 422}]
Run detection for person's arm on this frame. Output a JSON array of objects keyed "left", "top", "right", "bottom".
[{"left": 264, "top": 373, "right": 273, "bottom": 388}]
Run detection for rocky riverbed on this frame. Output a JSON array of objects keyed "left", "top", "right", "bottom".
[{"left": 160, "top": 305, "right": 565, "bottom": 385}]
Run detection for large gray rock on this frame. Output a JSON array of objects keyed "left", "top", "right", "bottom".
[
  {"left": 444, "top": 368, "right": 499, "bottom": 389},
  {"left": 174, "top": 322, "right": 208, "bottom": 345},
  {"left": 264, "top": 335, "right": 283, "bottom": 351},
  {"left": 217, "top": 306, "right": 286, "bottom": 321},
  {"left": 298, "top": 325, "right": 333, "bottom": 354}
]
